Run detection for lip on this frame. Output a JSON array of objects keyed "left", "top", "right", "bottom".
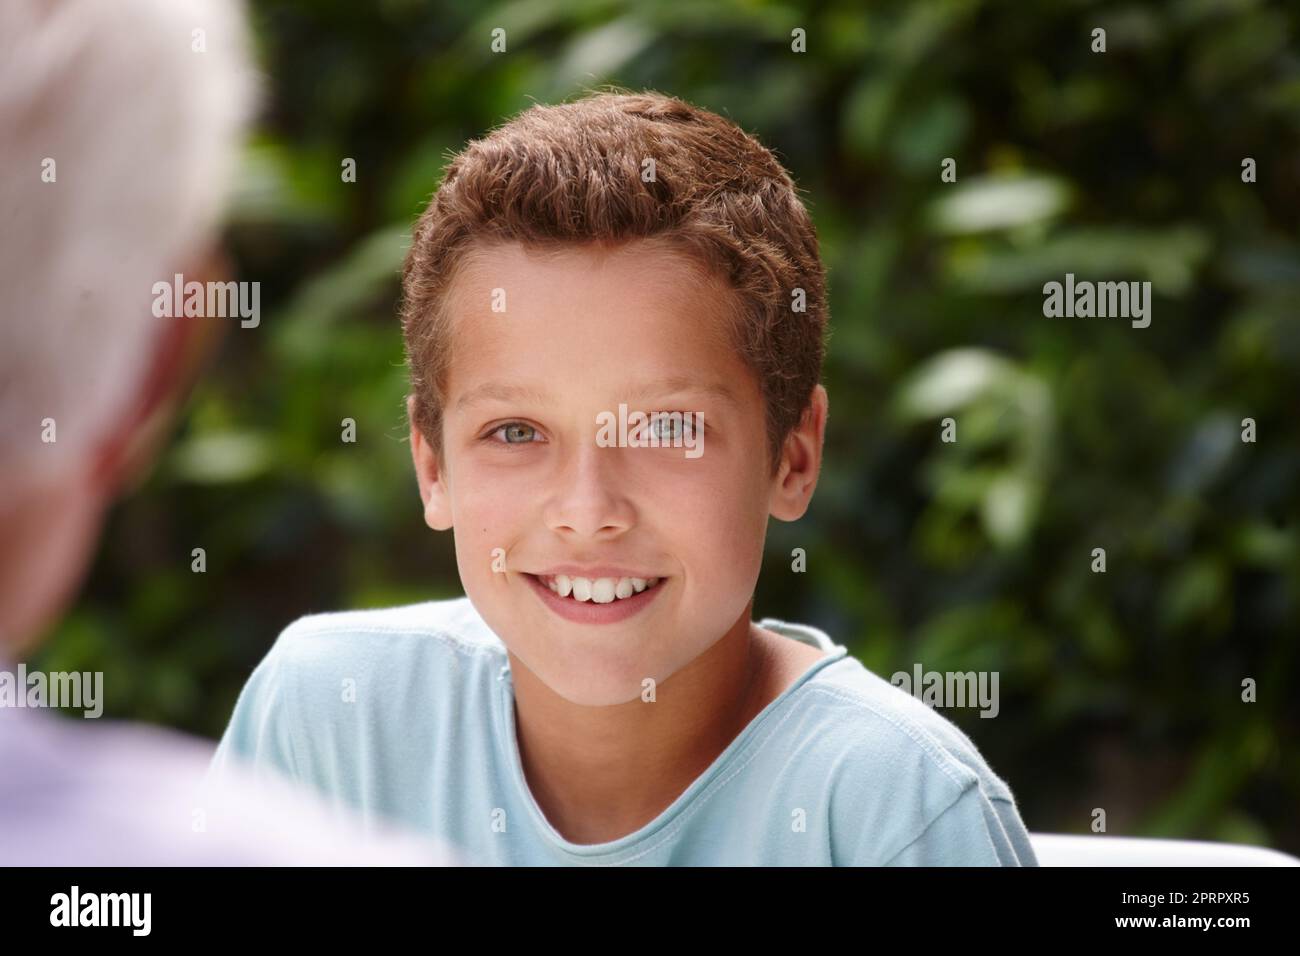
[
  {"left": 523, "top": 571, "right": 666, "bottom": 625},
  {"left": 532, "top": 566, "right": 659, "bottom": 580}
]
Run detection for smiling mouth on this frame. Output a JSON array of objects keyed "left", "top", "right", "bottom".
[{"left": 527, "top": 573, "right": 663, "bottom": 604}]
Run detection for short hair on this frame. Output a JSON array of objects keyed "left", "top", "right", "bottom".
[
  {"left": 0, "top": 0, "right": 257, "bottom": 490},
  {"left": 400, "top": 89, "right": 828, "bottom": 474}
]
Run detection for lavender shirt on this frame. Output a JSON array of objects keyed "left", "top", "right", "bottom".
[{"left": 0, "top": 656, "right": 460, "bottom": 866}]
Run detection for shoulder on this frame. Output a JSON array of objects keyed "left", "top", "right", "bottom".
[
  {"left": 777, "top": 655, "right": 1032, "bottom": 864},
  {"left": 797, "top": 658, "right": 1017, "bottom": 800},
  {"left": 213, "top": 596, "right": 506, "bottom": 804},
  {"left": 265, "top": 595, "right": 507, "bottom": 682},
  {"left": 219, "top": 596, "right": 504, "bottom": 752},
  {"left": 0, "top": 709, "right": 451, "bottom": 865}
]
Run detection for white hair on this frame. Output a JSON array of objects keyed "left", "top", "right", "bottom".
[{"left": 0, "top": 0, "right": 257, "bottom": 489}]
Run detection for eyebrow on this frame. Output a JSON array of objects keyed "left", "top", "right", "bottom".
[{"left": 454, "top": 375, "right": 741, "bottom": 412}]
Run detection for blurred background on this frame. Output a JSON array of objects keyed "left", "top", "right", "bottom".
[{"left": 30, "top": 0, "right": 1299, "bottom": 851}]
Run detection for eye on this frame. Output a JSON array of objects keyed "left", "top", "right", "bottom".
[
  {"left": 644, "top": 412, "right": 699, "bottom": 442},
  {"left": 485, "top": 421, "right": 543, "bottom": 445}
]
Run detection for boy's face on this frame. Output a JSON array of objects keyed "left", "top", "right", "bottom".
[{"left": 410, "top": 240, "right": 818, "bottom": 706}]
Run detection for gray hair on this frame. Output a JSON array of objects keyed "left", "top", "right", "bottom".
[{"left": 0, "top": 0, "right": 257, "bottom": 490}]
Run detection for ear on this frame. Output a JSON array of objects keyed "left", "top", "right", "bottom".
[
  {"left": 769, "top": 384, "right": 828, "bottom": 522},
  {"left": 408, "top": 394, "right": 453, "bottom": 531},
  {"left": 95, "top": 244, "right": 229, "bottom": 497}
]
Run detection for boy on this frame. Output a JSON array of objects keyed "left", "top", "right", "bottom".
[{"left": 212, "top": 90, "right": 1038, "bottom": 866}]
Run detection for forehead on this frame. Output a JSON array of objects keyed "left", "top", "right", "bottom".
[
  {"left": 447, "top": 238, "right": 728, "bottom": 321},
  {"left": 442, "top": 239, "right": 754, "bottom": 402}
]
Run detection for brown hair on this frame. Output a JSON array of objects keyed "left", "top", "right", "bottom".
[{"left": 400, "top": 88, "right": 828, "bottom": 474}]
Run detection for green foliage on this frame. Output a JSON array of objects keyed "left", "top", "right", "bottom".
[{"left": 35, "top": 0, "right": 1300, "bottom": 853}]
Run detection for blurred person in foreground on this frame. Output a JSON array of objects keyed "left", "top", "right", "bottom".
[{"left": 0, "top": 0, "right": 457, "bottom": 866}]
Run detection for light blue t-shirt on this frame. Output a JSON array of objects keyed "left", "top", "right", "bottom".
[{"left": 211, "top": 597, "right": 1038, "bottom": 866}]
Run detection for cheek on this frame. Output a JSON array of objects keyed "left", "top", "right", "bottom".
[
  {"left": 655, "top": 464, "right": 769, "bottom": 586},
  {"left": 450, "top": 474, "right": 554, "bottom": 598},
  {"left": 447, "top": 481, "right": 515, "bottom": 581},
  {"left": 447, "top": 454, "right": 524, "bottom": 524}
]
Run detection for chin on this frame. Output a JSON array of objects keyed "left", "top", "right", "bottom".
[{"left": 527, "top": 646, "right": 662, "bottom": 706}]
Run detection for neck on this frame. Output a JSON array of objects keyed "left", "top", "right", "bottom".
[{"left": 507, "top": 605, "right": 772, "bottom": 845}]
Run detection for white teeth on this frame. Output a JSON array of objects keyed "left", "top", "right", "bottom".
[{"left": 542, "top": 574, "right": 661, "bottom": 603}]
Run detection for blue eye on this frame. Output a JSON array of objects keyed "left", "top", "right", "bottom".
[
  {"left": 487, "top": 422, "right": 541, "bottom": 444},
  {"left": 646, "top": 413, "right": 699, "bottom": 442}
]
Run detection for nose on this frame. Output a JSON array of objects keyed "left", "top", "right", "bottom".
[{"left": 541, "top": 438, "right": 635, "bottom": 539}]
